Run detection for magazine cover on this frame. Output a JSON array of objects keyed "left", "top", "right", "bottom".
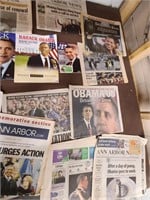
[
  {"left": 78, "top": 42, "right": 128, "bottom": 86},
  {"left": 69, "top": 85, "right": 123, "bottom": 139},
  {"left": 0, "top": 32, "right": 59, "bottom": 82},
  {"left": 58, "top": 42, "right": 81, "bottom": 73},
  {"left": 0, "top": 112, "right": 55, "bottom": 199},
  {"left": 92, "top": 134, "right": 147, "bottom": 200},
  {"left": 3, "top": 89, "right": 71, "bottom": 143},
  {"left": 0, "top": 0, "right": 32, "bottom": 33},
  {"left": 41, "top": 136, "right": 97, "bottom": 200},
  {"left": 35, "top": 0, "right": 87, "bottom": 34}
]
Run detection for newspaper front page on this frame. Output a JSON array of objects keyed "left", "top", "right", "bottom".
[
  {"left": 3, "top": 88, "right": 71, "bottom": 143},
  {"left": 0, "top": 112, "right": 55, "bottom": 199},
  {"left": 92, "top": 134, "right": 147, "bottom": 200},
  {"left": 79, "top": 14, "right": 128, "bottom": 85},
  {"left": 0, "top": 0, "right": 32, "bottom": 33},
  {"left": 69, "top": 85, "right": 123, "bottom": 139},
  {"left": 41, "top": 136, "right": 97, "bottom": 200},
  {"left": 36, "top": 0, "right": 87, "bottom": 34},
  {"left": 78, "top": 42, "right": 128, "bottom": 86}
]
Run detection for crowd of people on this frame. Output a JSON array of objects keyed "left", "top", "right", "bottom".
[{"left": 6, "top": 94, "right": 70, "bottom": 133}]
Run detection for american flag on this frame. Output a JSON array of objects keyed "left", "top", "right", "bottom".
[{"left": 49, "top": 48, "right": 58, "bottom": 61}]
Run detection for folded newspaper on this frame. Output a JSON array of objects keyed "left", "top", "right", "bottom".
[
  {"left": 92, "top": 134, "right": 147, "bottom": 200},
  {"left": 2, "top": 88, "right": 70, "bottom": 143},
  {"left": 41, "top": 136, "right": 97, "bottom": 200},
  {"left": 0, "top": 112, "right": 55, "bottom": 199}
]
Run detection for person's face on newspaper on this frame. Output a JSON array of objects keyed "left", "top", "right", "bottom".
[
  {"left": 4, "top": 165, "right": 14, "bottom": 178},
  {"left": 104, "top": 37, "right": 117, "bottom": 52},
  {"left": 82, "top": 106, "right": 93, "bottom": 121},
  {"left": 0, "top": 40, "right": 15, "bottom": 64},
  {"left": 65, "top": 47, "right": 76, "bottom": 61},
  {"left": 39, "top": 43, "right": 50, "bottom": 57},
  {"left": 82, "top": 175, "right": 89, "bottom": 190},
  {"left": 93, "top": 98, "right": 120, "bottom": 134}
]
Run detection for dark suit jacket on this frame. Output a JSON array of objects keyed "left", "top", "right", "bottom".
[
  {"left": 1, "top": 176, "right": 18, "bottom": 196},
  {"left": 27, "top": 54, "right": 58, "bottom": 69},
  {"left": 28, "top": 108, "right": 45, "bottom": 117},
  {"left": 2, "top": 60, "right": 14, "bottom": 79},
  {"left": 72, "top": 58, "right": 81, "bottom": 72},
  {"left": 74, "top": 119, "right": 97, "bottom": 138}
]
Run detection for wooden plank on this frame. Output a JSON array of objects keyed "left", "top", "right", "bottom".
[
  {"left": 120, "top": 0, "right": 141, "bottom": 24},
  {"left": 129, "top": 41, "right": 150, "bottom": 65}
]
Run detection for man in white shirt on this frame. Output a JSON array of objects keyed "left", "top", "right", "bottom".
[
  {"left": 0, "top": 38, "right": 15, "bottom": 79},
  {"left": 27, "top": 42, "right": 58, "bottom": 69}
]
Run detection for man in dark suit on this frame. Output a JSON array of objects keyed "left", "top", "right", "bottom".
[
  {"left": 0, "top": 38, "right": 15, "bottom": 79},
  {"left": 74, "top": 104, "right": 97, "bottom": 138},
  {"left": 27, "top": 42, "right": 58, "bottom": 69},
  {"left": 28, "top": 99, "right": 45, "bottom": 117},
  {"left": 64, "top": 45, "right": 81, "bottom": 72},
  {"left": 1, "top": 162, "right": 18, "bottom": 196}
]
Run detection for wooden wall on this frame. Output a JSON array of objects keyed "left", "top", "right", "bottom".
[{"left": 1, "top": 1, "right": 144, "bottom": 137}]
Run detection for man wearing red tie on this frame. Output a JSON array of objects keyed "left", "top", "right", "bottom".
[{"left": 27, "top": 42, "right": 58, "bottom": 69}]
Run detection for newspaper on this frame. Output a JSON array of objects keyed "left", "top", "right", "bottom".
[
  {"left": 0, "top": 0, "right": 32, "bottom": 33},
  {"left": 35, "top": 0, "right": 87, "bottom": 34},
  {"left": 0, "top": 112, "right": 55, "bottom": 199},
  {"left": 81, "top": 14, "right": 126, "bottom": 57},
  {"left": 58, "top": 42, "right": 81, "bottom": 73},
  {"left": 41, "top": 135, "right": 97, "bottom": 200},
  {"left": 2, "top": 88, "right": 71, "bottom": 143},
  {"left": 141, "top": 118, "right": 150, "bottom": 187},
  {"left": 69, "top": 85, "right": 123, "bottom": 139},
  {"left": 92, "top": 134, "right": 147, "bottom": 200},
  {"left": 0, "top": 32, "right": 59, "bottom": 82},
  {"left": 79, "top": 13, "right": 128, "bottom": 86},
  {"left": 78, "top": 42, "right": 128, "bottom": 86}
]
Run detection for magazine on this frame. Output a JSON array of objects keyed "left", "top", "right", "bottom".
[
  {"left": 69, "top": 85, "right": 123, "bottom": 139},
  {"left": 0, "top": 0, "right": 32, "bottom": 33},
  {"left": 92, "top": 134, "right": 147, "bottom": 200},
  {"left": 0, "top": 112, "right": 55, "bottom": 199},
  {"left": 35, "top": 0, "right": 87, "bottom": 34},
  {"left": 58, "top": 42, "right": 81, "bottom": 73},
  {"left": 3, "top": 88, "right": 71, "bottom": 143},
  {"left": 0, "top": 32, "right": 58, "bottom": 82},
  {"left": 78, "top": 42, "right": 128, "bottom": 85},
  {"left": 41, "top": 136, "right": 97, "bottom": 200}
]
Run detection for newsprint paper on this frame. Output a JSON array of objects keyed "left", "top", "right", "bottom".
[
  {"left": 0, "top": 0, "right": 32, "bottom": 33},
  {"left": 2, "top": 88, "right": 71, "bottom": 143},
  {"left": 92, "top": 134, "right": 147, "bottom": 200},
  {"left": 0, "top": 112, "right": 55, "bottom": 199},
  {"left": 78, "top": 42, "right": 128, "bottom": 86},
  {"left": 79, "top": 13, "right": 128, "bottom": 85},
  {"left": 40, "top": 135, "right": 97, "bottom": 200},
  {"left": 69, "top": 85, "right": 123, "bottom": 139},
  {"left": 35, "top": 0, "right": 87, "bottom": 34}
]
